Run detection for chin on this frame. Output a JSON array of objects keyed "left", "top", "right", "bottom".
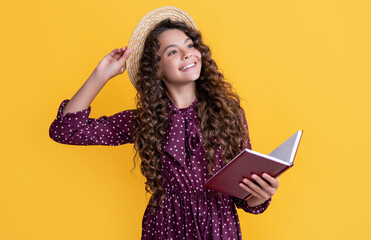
[{"left": 175, "top": 74, "right": 200, "bottom": 83}]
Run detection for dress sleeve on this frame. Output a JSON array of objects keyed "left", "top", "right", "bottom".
[
  {"left": 232, "top": 196, "right": 271, "bottom": 214},
  {"left": 49, "top": 99, "right": 136, "bottom": 146},
  {"left": 232, "top": 111, "right": 272, "bottom": 214}
]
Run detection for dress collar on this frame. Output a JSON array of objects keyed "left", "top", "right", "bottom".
[
  {"left": 163, "top": 94, "right": 204, "bottom": 169},
  {"left": 165, "top": 94, "right": 198, "bottom": 118}
]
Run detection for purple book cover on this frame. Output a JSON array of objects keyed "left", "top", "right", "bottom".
[{"left": 204, "top": 130, "right": 303, "bottom": 200}]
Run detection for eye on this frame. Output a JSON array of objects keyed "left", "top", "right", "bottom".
[
  {"left": 168, "top": 50, "right": 176, "bottom": 56},
  {"left": 168, "top": 43, "right": 194, "bottom": 56}
]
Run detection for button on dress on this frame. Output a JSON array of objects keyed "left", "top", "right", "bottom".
[{"left": 49, "top": 96, "right": 271, "bottom": 239}]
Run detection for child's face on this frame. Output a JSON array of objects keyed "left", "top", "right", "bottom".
[{"left": 157, "top": 29, "right": 202, "bottom": 87}]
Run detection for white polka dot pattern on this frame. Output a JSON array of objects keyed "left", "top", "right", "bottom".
[
  {"left": 49, "top": 97, "right": 272, "bottom": 239},
  {"left": 49, "top": 99, "right": 136, "bottom": 146}
]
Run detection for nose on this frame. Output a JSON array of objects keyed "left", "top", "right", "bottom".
[{"left": 182, "top": 50, "right": 193, "bottom": 60}]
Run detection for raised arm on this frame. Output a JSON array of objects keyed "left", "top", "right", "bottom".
[
  {"left": 62, "top": 46, "right": 132, "bottom": 117},
  {"left": 49, "top": 46, "right": 135, "bottom": 146}
]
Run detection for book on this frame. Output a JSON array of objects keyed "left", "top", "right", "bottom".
[{"left": 204, "top": 130, "right": 303, "bottom": 201}]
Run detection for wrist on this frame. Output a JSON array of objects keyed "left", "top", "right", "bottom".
[
  {"left": 246, "top": 196, "right": 269, "bottom": 208},
  {"left": 91, "top": 68, "right": 110, "bottom": 84}
]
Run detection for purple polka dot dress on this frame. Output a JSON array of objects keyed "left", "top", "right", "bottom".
[{"left": 49, "top": 95, "right": 271, "bottom": 239}]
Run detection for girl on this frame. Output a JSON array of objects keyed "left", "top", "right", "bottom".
[{"left": 49, "top": 6, "right": 279, "bottom": 239}]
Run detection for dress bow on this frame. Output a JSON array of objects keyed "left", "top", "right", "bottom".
[{"left": 163, "top": 96, "right": 203, "bottom": 169}]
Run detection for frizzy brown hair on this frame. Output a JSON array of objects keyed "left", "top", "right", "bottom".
[{"left": 132, "top": 18, "right": 250, "bottom": 213}]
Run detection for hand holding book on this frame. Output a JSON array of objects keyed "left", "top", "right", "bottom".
[
  {"left": 239, "top": 173, "right": 279, "bottom": 207},
  {"left": 204, "top": 130, "right": 303, "bottom": 201}
]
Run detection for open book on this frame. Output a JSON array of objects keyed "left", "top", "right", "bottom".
[{"left": 204, "top": 130, "right": 303, "bottom": 200}]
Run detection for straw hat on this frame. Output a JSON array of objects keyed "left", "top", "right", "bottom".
[{"left": 126, "top": 6, "right": 198, "bottom": 89}]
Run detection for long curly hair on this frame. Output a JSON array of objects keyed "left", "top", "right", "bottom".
[{"left": 132, "top": 18, "right": 250, "bottom": 213}]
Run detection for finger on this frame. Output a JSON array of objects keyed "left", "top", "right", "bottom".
[
  {"left": 262, "top": 173, "right": 279, "bottom": 189},
  {"left": 252, "top": 174, "right": 272, "bottom": 190},
  {"left": 119, "top": 46, "right": 128, "bottom": 56},
  {"left": 252, "top": 174, "right": 275, "bottom": 197},
  {"left": 242, "top": 178, "right": 270, "bottom": 199},
  {"left": 114, "top": 49, "right": 124, "bottom": 60},
  {"left": 239, "top": 182, "right": 261, "bottom": 199},
  {"left": 118, "top": 48, "right": 132, "bottom": 64},
  {"left": 108, "top": 49, "right": 118, "bottom": 58}
]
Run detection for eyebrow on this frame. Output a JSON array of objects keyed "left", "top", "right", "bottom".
[{"left": 163, "top": 37, "right": 192, "bottom": 54}]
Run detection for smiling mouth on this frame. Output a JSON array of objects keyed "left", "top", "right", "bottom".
[{"left": 179, "top": 62, "right": 197, "bottom": 71}]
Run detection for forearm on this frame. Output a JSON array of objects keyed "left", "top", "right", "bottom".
[{"left": 62, "top": 69, "right": 108, "bottom": 118}]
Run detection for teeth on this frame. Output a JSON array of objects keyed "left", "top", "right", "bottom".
[{"left": 181, "top": 63, "right": 195, "bottom": 70}]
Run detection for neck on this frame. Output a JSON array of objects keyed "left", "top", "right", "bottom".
[{"left": 165, "top": 82, "right": 197, "bottom": 109}]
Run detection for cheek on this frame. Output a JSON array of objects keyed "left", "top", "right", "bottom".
[
  {"left": 164, "top": 59, "right": 179, "bottom": 72},
  {"left": 195, "top": 49, "right": 202, "bottom": 58},
  {"left": 160, "top": 58, "right": 171, "bottom": 68},
  {"left": 160, "top": 60, "right": 178, "bottom": 78},
  {"left": 197, "top": 54, "right": 202, "bottom": 64},
  {"left": 158, "top": 61, "right": 164, "bottom": 75}
]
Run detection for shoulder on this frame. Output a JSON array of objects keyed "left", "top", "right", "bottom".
[{"left": 114, "top": 109, "right": 137, "bottom": 117}]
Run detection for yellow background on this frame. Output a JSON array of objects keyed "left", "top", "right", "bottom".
[{"left": 1, "top": 0, "right": 370, "bottom": 239}]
